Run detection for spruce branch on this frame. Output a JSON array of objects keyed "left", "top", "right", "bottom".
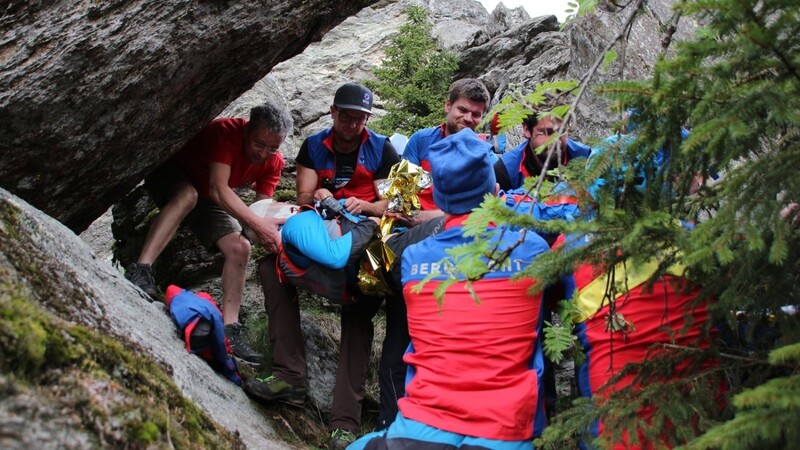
[
  {"left": 482, "top": 1, "right": 645, "bottom": 271},
  {"left": 739, "top": 5, "right": 800, "bottom": 85},
  {"left": 660, "top": 8, "right": 683, "bottom": 52},
  {"left": 659, "top": 343, "right": 780, "bottom": 367}
]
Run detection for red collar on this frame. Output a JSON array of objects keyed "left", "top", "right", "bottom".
[
  {"left": 322, "top": 128, "right": 370, "bottom": 152},
  {"left": 444, "top": 214, "right": 470, "bottom": 229},
  {"left": 443, "top": 214, "right": 497, "bottom": 230}
]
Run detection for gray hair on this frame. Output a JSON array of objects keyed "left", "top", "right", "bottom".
[
  {"left": 248, "top": 102, "right": 293, "bottom": 135},
  {"left": 447, "top": 78, "right": 490, "bottom": 111}
]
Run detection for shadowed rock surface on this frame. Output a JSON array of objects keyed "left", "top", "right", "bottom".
[
  {"left": 456, "top": 15, "right": 569, "bottom": 102},
  {"left": 0, "top": 0, "right": 378, "bottom": 233},
  {"left": 1, "top": 187, "right": 292, "bottom": 449}
]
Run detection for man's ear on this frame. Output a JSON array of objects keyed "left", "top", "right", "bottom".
[
  {"left": 444, "top": 99, "right": 451, "bottom": 114},
  {"left": 330, "top": 105, "right": 336, "bottom": 115},
  {"left": 521, "top": 123, "right": 532, "bottom": 139}
]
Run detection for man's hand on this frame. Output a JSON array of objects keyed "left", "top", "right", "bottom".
[
  {"left": 313, "top": 188, "right": 334, "bottom": 201},
  {"left": 251, "top": 215, "right": 287, "bottom": 253},
  {"left": 343, "top": 197, "right": 367, "bottom": 216},
  {"left": 384, "top": 209, "right": 444, "bottom": 228},
  {"left": 781, "top": 202, "right": 799, "bottom": 227},
  {"left": 345, "top": 196, "right": 390, "bottom": 217}
]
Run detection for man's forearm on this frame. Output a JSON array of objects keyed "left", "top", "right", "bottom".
[
  {"left": 412, "top": 209, "right": 444, "bottom": 226},
  {"left": 296, "top": 192, "right": 314, "bottom": 207},
  {"left": 362, "top": 198, "right": 389, "bottom": 217},
  {"left": 211, "top": 184, "right": 259, "bottom": 229}
]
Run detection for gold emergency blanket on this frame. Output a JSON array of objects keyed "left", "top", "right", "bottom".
[{"left": 356, "top": 160, "right": 432, "bottom": 296}]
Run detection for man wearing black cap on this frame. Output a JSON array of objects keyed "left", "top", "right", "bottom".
[
  {"left": 295, "top": 82, "right": 399, "bottom": 214},
  {"left": 246, "top": 82, "right": 400, "bottom": 449}
]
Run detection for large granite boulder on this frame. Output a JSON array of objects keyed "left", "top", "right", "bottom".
[
  {"left": 0, "top": 0, "right": 378, "bottom": 233},
  {"left": 0, "top": 187, "right": 292, "bottom": 449},
  {"left": 456, "top": 15, "right": 569, "bottom": 102},
  {"left": 222, "top": 0, "right": 514, "bottom": 156}
]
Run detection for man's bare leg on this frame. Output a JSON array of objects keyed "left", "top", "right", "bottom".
[
  {"left": 216, "top": 231, "right": 262, "bottom": 364},
  {"left": 216, "top": 231, "right": 251, "bottom": 324},
  {"left": 138, "top": 181, "right": 198, "bottom": 264},
  {"left": 127, "top": 181, "right": 198, "bottom": 300}
]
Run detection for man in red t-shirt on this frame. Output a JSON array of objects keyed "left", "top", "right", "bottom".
[{"left": 125, "top": 102, "right": 293, "bottom": 365}]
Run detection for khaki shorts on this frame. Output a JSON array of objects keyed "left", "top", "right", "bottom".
[{"left": 144, "top": 162, "right": 242, "bottom": 251}]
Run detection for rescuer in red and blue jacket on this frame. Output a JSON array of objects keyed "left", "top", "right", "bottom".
[
  {"left": 493, "top": 106, "right": 591, "bottom": 422},
  {"left": 494, "top": 111, "right": 591, "bottom": 191},
  {"left": 350, "top": 129, "right": 551, "bottom": 450},
  {"left": 248, "top": 83, "right": 407, "bottom": 447},
  {"left": 299, "top": 127, "right": 391, "bottom": 204},
  {"left": 402, "top": 79, "right": 494, "bottom": 222},
  {"left": 554, "top": 233, "right": 717, "bottom": 450}
]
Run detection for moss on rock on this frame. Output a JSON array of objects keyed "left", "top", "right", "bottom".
[{"left": 0, "top": 283, "right": 245, "bottom": 449}]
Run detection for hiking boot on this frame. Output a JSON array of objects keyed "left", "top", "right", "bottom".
[
  {"left": 125, "top": 263, "right": 159, "bottom": 301},
  {"left": 242, "top": 375, "right": 306, "bottom": 406},
  {"left": 328, "top": 428, "right": 356, "bottom": 450},
  {"left": 224, "top": 322, "right": 264, "bottom": 366}
]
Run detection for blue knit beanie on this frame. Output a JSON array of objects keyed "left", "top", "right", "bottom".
[{"left": 430, "top": 129, "right": 496, "bottom": 214}]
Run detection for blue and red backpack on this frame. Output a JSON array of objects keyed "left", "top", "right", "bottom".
[{"left": 165, "top": 285, "right": 241, "bottom": 385}]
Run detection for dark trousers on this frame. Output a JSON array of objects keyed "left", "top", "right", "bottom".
[
  {"left": 259, "top": 255, "right": 306, "bottom": 386},
  {"left": 259, "top": 255, "right": 409, "bottom": 433},
  {"left": 376, "top": 293, "right": 410, "bottom": 429},
  {"left": 329, "top": 295, "right": 382, "bottom": 432}
]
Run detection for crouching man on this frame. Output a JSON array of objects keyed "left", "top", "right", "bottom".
[{"left": 125, "top": 102, "right": 292, "bottom": 365}]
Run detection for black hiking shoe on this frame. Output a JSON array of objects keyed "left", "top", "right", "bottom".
[
  {"left": 224, "top": 322, "right": 264, "bottom": 366},
  {"left": 125, "top": 263, "right": 159, "bottom": 301},
  {"left": 243, "top": 375, "right": 306, "bottom": 407},
  {"left": 328, "top": 428, "right": 357, "bottom": 450}
]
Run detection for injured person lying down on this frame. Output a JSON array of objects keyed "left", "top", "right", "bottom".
[{"left": 244, "top": 197, "right": 380, "bottom": 304}]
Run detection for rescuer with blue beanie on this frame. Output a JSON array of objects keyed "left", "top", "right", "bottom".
[
  {"left": 349, "top": 127, "right": 550, "bottom": 450},
  {"left": 429, "top": 128, "right": 497, "bottom": 214}
]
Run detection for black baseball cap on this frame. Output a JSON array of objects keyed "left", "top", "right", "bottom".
[{"left": 333, "top": 83, "right": 373, "bottom": 114}]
